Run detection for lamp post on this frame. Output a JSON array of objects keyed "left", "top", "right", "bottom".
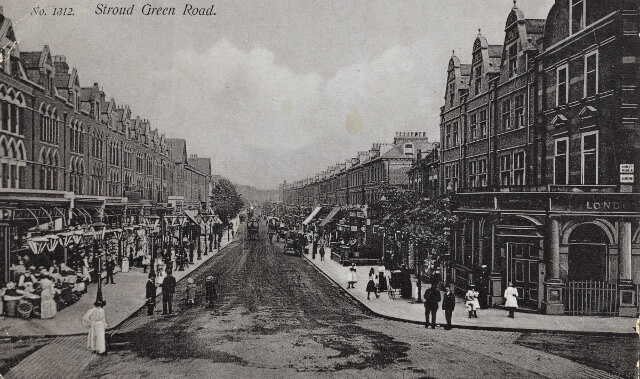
[
  {"left": 144, "top": 216, "right": 160, "bottom": 277},
  {"left": 90, "top": 222, "right": 107, "bottom": 304},
  {"left": 379, "top": 196, "right": 387, "bottom": 265},
  {"left": 415, "top": 238, "right": 423, "bottom": 303},
  {"left": 443, "top": 226, "right": 451, "bottom": 289}
]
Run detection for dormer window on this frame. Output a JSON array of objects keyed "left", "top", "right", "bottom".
[
  {"left": 449, "top": 82, "right": 455, "bottom": 106},
  {"left": 404, "top": 143, "right": 414, "bottom": 155},
  {"left": 570, "top": 0, "right": 585, "bottom": 35},
  {"left": 508, "top": 42, "right": 518, "bottom": 77}
]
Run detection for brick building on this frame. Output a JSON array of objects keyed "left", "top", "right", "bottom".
[
  {"left": 435, "top": 1, "right": 639, "bottom": 316},
  {"left": 0, "top": 7, "right": 213, "bottom": 284}
]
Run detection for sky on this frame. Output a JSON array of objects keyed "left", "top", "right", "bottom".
[{"left": 6, "top": 0, "right": 555, "bottom": 189}]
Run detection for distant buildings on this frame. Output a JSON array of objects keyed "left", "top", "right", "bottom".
[{"left": 282, "top": 132, "right": 437, "bottom": 207}]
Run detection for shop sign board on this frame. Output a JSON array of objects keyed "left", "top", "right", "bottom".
[
  {"left": 620, "top": 174, "right": 634, "bottom": 184},
  {"left": 620, "top": 164, "right": 634, "bottom": 174},
  {"left": 550, "top": 193, "right": 640, "bottom": 213},
  {"left": 350, "top": 225, "right": 357, "bottom": 232}
]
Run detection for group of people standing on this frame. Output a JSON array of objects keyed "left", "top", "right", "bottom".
[{"left": 423, "top": 282, "right": 520, "bottom": 330}]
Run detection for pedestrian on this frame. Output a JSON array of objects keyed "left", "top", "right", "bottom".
[
  {"left": 161, "top": 269, "right": 177, "bottom": 315},
  {"left": 377, "top": 263, "right": 387, "bottom": 292},
  {"left": 319, "top": 244, "right": 325, "bottom": 261},
  {"left": 504, "top": 282, "right": 519, "bottom": 318},
  {"left": 465, "top": 284, "right": 480, "bottom": 318},
  {"left": 146, "top": 274, "right": 156, "bottom": 316},
  {"left": 186, "top": 277, "right": 196, "bottom": 305},
  {"left": 442, "top": 286, "right": 456, "bottom": 330},
  {"left": 142, "top": 253, "right": 150, "bottom": 273},
  {"left": 205, "top": 275, "right": 217, "bottom": 308},
  {"left": 347, "top": 263, "right": 357, "bottom": 288},
  {"left": 105, "top": 256, "right": 116, "bottom": 284},
  {"left": 423, "top": 283, "right": 441, "bottom": 329},
  {"left": 366, "top": 267, "right": 380, "bottom": 300},
  {"left": 82, "top": 300, "right": 108, "bottom": 355}
]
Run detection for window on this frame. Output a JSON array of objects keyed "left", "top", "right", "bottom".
[
  {"left": 445, "top": 124, "right": 451, "bottom": 148},
  {"left": 581, "top": 132, "right": 598, "bottom": 184},
  {"left": 556, "top": 65, "right": 568, "bottom": 106},
  {"left": 570, "top": 0, "right": 585, "bottom": 35},
  {"left": 470, "top": 114, "right": 477, "bottom": 141},
  {"left": 508, "top": 43, "right": 518, "bottom": 77},
  {"left": 479, "top": 110, "right": 487, "bottom": 138},
  {"left": 478, "top": 159, "right": 487, "bottom": 187},
  {"left": 584, "top": 51, "right": 598, "bottom": 97},
  {"left": 500, "top": 155, "right": 511, "bottom": 186},
  {"left": 468, "top": 161, "right": 477, "bottom": 187},
  {"left": 502, "top": 100, "right": 511, "bottom": 130},
  {"left": 515, "top": 95, "right": 525, "bottom": 128},
  {"left": 513, "top": 152, "right": 525, "bottom": 185},
  {"left": 554, "top": 138, "right": 569, "bottom": 185},
  {"left": 452, "top": 121, "right": 459, "bottom": 146},
  {"left": 449, "top": 83, "right": 455, "bottom": 107},
  {"left": 474, "top": 66, "right": 482, "bottom": 94}
]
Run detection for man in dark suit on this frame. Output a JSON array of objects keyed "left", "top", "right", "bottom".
[
  {"left": 146, "top": 274, "right": 157, "bottom": 316},
  {"left": 442, "top": 286, "right": 456, "bottom": 330},
  {"left": 423, "top": 283, "right": 441, "bottom": 329},
  {"left": 105, "top": 256, "right": 116, "bottom": 284},
  {"left": 161, "top": 269, "right": 177, "bottom": 315}
]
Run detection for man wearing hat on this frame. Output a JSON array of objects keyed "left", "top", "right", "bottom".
[
  {"left": 442, "top": 286, "right": 456, "bottom": 330},
  {"left": 205, "top": 276, "right": 217, "bottom": 308},
  {"left": 146, "top": 274, "right": 157, "bottom": 316},
  {"left": 423, "top": 282, "right": 441, "bottom": 329},
  {"left": 160, "top": 269, "right": 177, "bottom": 315}
]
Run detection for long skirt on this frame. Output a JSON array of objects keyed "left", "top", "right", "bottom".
[
  {"left": 87, "top": 321, "right": 106, "bottom": 353},
  {"left": 366, "top": 280, "right": 377, "bottom": 293},
  {"left": 40, "top": 299, "right": 57, "bottom": 319}
]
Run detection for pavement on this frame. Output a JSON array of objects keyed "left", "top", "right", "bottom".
[
  {"left": 301, "top": 245, "right": 638, "bottom": 335},
  {"left": 0, "top": 227, "right": 238, "bottom": 338}
]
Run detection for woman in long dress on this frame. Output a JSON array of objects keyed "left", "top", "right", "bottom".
[
  {"left": 503, "top": 282, "right": 519, "bottom": 318},
  {"left": 347, "top": 263, "right": 357, "bottom": 288},
  {"left": 465, "top": 285, "right": 480, "bottom": 318},
  {"left": 82, "top": 300, "right": 108, "bottom": 354},
  {"left": 40, "top": 279, "right": 58, "bottom": 319}
]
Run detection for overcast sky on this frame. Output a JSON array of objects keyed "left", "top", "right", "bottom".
[{"left": 7, "top": 0, "right": 555, "bottom": 189}]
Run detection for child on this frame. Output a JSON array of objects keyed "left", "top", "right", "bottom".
[
  {"left": 205, "top": 275, "right": 217, "bottom": 308},
  {"left": 186, "top": 277, "right": 196, "bottom": 305}
]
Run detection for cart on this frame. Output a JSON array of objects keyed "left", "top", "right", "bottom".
[
  {"left": 387, "top": 270, "right": 403, "bottom": 299},
  {"left": 284, "top": 238, "right": 297, "bottom": 255},
  {"left": 247, "top": 220, "right": 260, "bottom": 240}
]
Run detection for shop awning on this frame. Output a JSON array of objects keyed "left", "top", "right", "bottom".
[
  {"left": 319, "top": 206, "right": 341, "bottom": 227},
  {"left": 302, "top": 206, "right": 322, "bottom": 225},
  {"left": 183, "top": 209, "right": 200, "bottom": 225}
]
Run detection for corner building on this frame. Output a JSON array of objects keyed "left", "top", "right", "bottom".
[{"left": 440, "top": 1, "right": 639, "bottom": 316}]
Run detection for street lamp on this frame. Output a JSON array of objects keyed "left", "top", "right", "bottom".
[
  {"left": 443, "top": 226, "right": 451, "bottom": 289},
  {"left": 144, "top": 216, "right": 160, "bottom": 277},
  {"left": 90, "top": 222, "right": 107, "bottom": 304}
]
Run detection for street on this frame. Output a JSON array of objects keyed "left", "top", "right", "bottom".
[{"left": 3, "top": 223, "right": 636, "bottom": 379}]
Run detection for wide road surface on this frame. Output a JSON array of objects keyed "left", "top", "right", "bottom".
[{"left": 4, "top": 222, "right": 636, "bottom": 378}]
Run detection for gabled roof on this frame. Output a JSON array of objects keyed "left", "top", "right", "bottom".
[{"left": 20, "top": 51, "right": 41, "bottom": 69}]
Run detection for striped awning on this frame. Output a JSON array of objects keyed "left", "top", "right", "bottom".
[
  {"left": 302, "top": 206, "right": 322, "bottom": 225},
  {"left": 319, "top": 206, "right": 341, "bottom": 227}
]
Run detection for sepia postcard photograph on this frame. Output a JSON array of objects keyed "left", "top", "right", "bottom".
[{"left": 0, "top": 0, "right": 638, "bottom": 378}]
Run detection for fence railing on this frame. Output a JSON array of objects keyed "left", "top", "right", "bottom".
[{"left": 563, "top": 281, "right": 618, "bottom": 316}]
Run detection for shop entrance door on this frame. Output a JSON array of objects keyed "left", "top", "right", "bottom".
[{"left": 507, "top": 242, "right": 539, "bottom": 306}]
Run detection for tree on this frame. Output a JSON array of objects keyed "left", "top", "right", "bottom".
[
  {"left": 378, "top": 188, "right": 458, "bottom": 259},
  {"left": 210, "top": 177, "right": 244, "bottom": 224}
]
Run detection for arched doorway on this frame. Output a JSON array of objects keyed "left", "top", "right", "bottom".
[{"left": 568, "top": 223, "right": 608, "bottom": 282}]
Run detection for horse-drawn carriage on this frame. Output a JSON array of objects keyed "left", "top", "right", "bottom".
[{"left": 247, "top": 219, "right": 260, "bottom": 240}]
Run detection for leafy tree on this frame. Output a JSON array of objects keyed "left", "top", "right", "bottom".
[
  {"left": 378, "top": 188, "right": 458, "bottom": 256},
  {"left": 210, "top": 177, "right": 244, "bottom": 224}
]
